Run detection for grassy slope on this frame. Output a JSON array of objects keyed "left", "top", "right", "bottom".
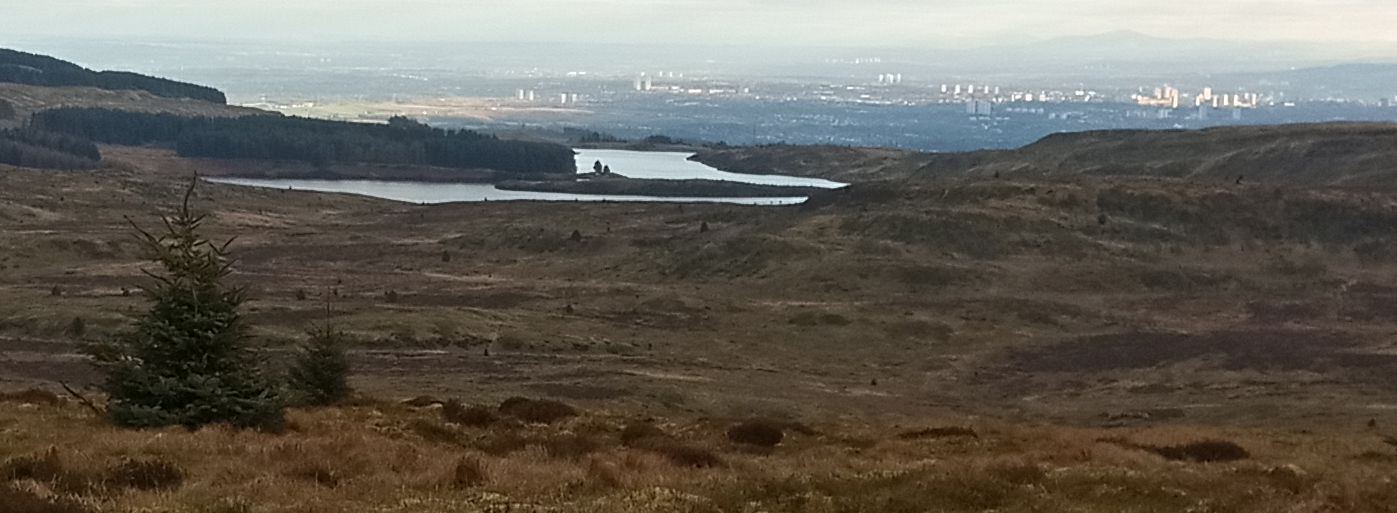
[
  {"left": 693, "top": 122, "right": 1397, "bottom": 188},
  {"left": 2, "top": 397, "right": 1395, "bottom": 513}
]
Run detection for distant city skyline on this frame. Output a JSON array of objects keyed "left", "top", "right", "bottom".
[{"left": 4, "top": 0, "right": 1397, "bottom": 47}]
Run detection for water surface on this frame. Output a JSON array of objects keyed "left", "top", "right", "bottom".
[
  {"left": 208, "top": 149, "right": 839, "bottom": 205},
  {"left": 208, "top": 178, "right": 808, "bottom": 206},
  {"left": 574, "top": 149, "right": 845, "bottom": 189}
]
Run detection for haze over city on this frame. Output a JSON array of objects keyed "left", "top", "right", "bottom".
[{"left": 6, "top": 0, "right": 1397, "bottom": 46}]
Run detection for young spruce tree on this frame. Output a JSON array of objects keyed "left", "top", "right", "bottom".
[
  {"left": 87, "top": 181, "right": 284, "bottom": 430},
  {"left": 286, "top": 312, "right": 352, "bottom": 407}
]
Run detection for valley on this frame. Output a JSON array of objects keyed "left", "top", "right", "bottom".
[{"left": 3, "top": 142, "right": 1396, "bottom": 429}]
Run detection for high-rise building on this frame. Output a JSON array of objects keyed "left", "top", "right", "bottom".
[{"left": 967, "top": 99, "right": 993, "bottom": 117}]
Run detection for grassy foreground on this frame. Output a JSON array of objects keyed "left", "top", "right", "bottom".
[{"left": 2, "top": 394, "right": 1396, "bottom": 513}]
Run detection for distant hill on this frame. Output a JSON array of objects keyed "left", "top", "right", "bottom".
[
  {"left": 0, "top": 48, "right": 225, "bottom": 104},
  {"left": 953, "top": 123, "right": 1397, "bottom": 187},
  {"left": 695, "top": 123, "right": 1397, "bottom": 188}
]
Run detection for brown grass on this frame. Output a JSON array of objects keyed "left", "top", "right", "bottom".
[{"left": 1, "top": 401, "right": 1396, "bottom": 512}]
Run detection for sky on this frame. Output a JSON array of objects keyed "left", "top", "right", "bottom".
[{"left": 3, "top": 0, "right": 1397, "bottom": 47}]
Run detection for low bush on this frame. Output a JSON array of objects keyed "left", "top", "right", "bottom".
[
  {"left": 442, "top": 400, "right": 497, "bottom": 427},
  {"left": 407, "top": 419, "right": 463, "bottom": 445},
  {"left": 650, "top": 443, "right": 724, "bottom": 468},
  {"left": 897, "top": 426, "right": 979, "bottom": 440},
  {"left": 450, "top": 456, "right": 487, "bottom": 489},
  {"left": 541, "top": 433, "right": 603, "bottom": 460},
  {"left": 0, "top": 484, "right": 97, "bottom": 513},
  {"left": 104, "top": 456, "right": 185, "bottom": 491},
  {"left": 1, "top": 449, "right": 92, "bottom": 493},
  {"left": 1149, "top": 440, "right": 1250, "bottom": 463},
  {"left": 727, "top": 420, "right": 785, "bottom": 448},
  {"left": 498, "top": 397, "right": 578, "bottom": 424},
  {"left": 620, "top": 422, "right": 668, "bottom": 447},
  {"left": 0, "top": 389, "right": 62, "bottom": 406}
]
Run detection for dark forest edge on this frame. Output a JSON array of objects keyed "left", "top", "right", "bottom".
[
  {"left": 30, "top": 109, "right": 577, "bottom": 175},
  {"left": 0, "top": 128, "right": 102, "bottom": 170},
  {"left": 0, "top": 48, "right": 226, "bottom": 104}
]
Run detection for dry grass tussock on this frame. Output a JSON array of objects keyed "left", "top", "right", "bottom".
[{"left": 1, "top": 400, "right": 1396, "bottom": 513}]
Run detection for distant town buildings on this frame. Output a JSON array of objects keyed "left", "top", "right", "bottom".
[{"left": 1134, "top": 85, "right": 1262, "bottom": 110}]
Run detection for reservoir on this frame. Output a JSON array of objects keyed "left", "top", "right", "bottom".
[
  {"left": 208, "top": 149, "right": 843, "bottom": 205},
  {"left": 206, "top": 178, "right": 809, "bottom": 205},
  {"left": 573, "top": 149, "right": 845, "bottom": 189}
]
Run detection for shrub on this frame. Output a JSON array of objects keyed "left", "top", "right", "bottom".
[
  {"left": 442, "top": 400, "right": 497, "bottom": 427},
  {"left": 1149, "top": 440, "right": 1250, "bottom": 463},
  {"left": 66, "top": 317, "right": 87, "bottom": 339},
  {"left": 285, "top": 322, "right": 353, "bottom": 407},
  {"left": 0, "top": 389, "right": 62, "bottom": 406},
  {"left": 1, "top": 449, "right": 93, "bottom": 494},
  {"left": 84, "top": 182, "right": 284, "bottom": 430},
  {"left": 620, "top": 422, "right": 669, "bottom": 447},
  {"left": 897, "top": 426, "right": 979, "bottom": 440},
  {"left": 408, "top": 419, "right": 462, "bottom": 445},
  {"left": 0, "top": 484, "right": 97, "bottom": 513},
  {"left": 104, "top": 456, "right": 185, "bottom": 491},
  {"left": 542, "top": 433, "right": 603, "bottom": 460},
  {"left": 2, "top": 448, "right": 67, "bottom": 484},
  {"left": 586, "top": 457, "right": 625, "bottom": 488},
  {"left": 450, "top": 456, "right": 487, "bottom": 489},
  {"left": 651, "top": 443, "right": 724, "bottom": 468},
  {"left": 498, "top": 397, "right": 578, "bottom": 424},
  {"left": 727, "top": 420, "right": 785, "bottom": 448}
]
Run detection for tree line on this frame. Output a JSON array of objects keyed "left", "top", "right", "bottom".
[
  {"left": 0, "top": 128, "right": 102, "bottom": 170},
  {"left": 31, "top": 109, "right": 576, "bottom": 175},
  {"left": 0, "top": 48, "right": 227, "bottom": 104}
]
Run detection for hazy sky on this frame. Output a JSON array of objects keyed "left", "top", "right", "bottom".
[{"left": 4, "top": 0, "right": 1397, "bottom": 47}]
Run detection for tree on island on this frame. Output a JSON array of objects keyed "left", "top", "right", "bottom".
[
  {"left": 593, "top": 160, "right": 604, "bottom": 174},
  {"left": 86, "top": 180, "right": 284, "bottom": 430}
]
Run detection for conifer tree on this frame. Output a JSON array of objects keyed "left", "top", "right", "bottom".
[
  {"left": 286, "top": 310, "right": 352, "bottom": 407},
  {"left": 87, "top": 180, "right": 284, "bottom": 430}
]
